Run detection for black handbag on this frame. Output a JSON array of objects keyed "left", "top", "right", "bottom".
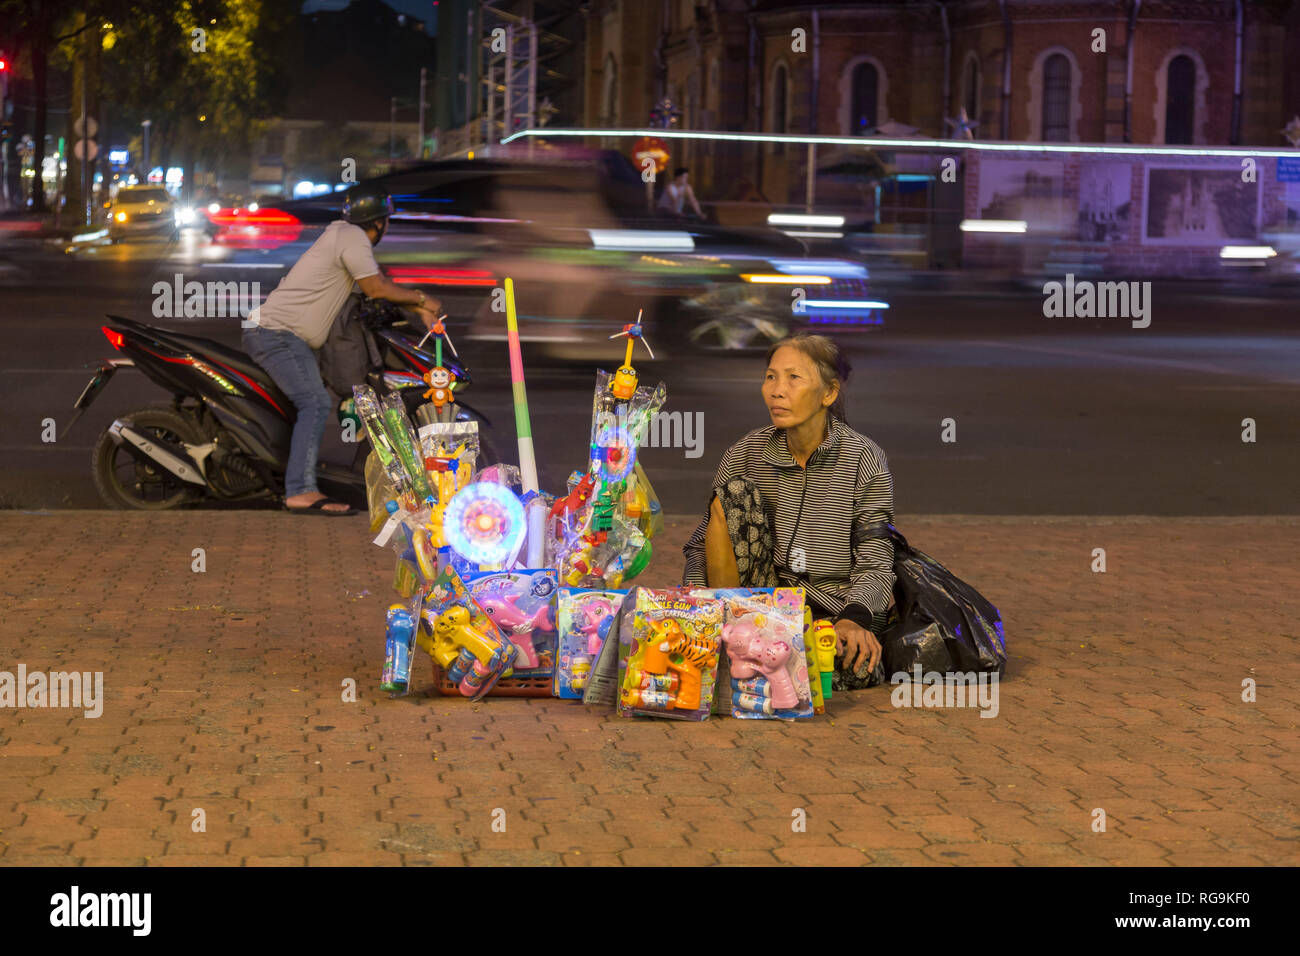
[{"left": 862, "top": 521, "right": 1006, "bottom": 677}]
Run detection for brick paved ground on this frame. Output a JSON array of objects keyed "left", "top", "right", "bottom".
[{"left": 0, "top": 512, "right": 1296, "bottom": 866}]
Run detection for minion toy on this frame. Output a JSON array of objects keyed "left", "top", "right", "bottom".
[{"left": 607, "top": 312, "right": 654, "bottom": 402}]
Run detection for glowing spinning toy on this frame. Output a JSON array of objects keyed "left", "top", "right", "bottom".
[
  {"left": 443, "top": 481, "right": 526, "bottom": 568},
  {"left": 591, "top": 424, "right": 635, "bottom": 483}
]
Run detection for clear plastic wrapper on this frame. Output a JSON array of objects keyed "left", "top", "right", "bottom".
[
  {"left": 416, "top": 566, "right": 517, "bottom": 700},
  {"left": 465, "top": 569, "right": 558, "bottom": 677},
  {"left": 555, "top": 587, "right": 626, "bottom": 699},
  {"left": 709, "top": 588, "right": 812, "bottom": 719},
  {"left": 617, "top": 588, "right": 724, "bottom": 721}
]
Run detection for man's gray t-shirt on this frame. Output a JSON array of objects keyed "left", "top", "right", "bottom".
[{"left": 251, "top": 220, "right": 380, "bottom": 348}]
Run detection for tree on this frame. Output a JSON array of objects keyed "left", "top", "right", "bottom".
[{"left": 97, "top": 0, "right": 295, "bottom": 197}]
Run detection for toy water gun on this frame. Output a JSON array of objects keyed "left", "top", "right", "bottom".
[
  {"left": 381, "top": 604, "right": 418, "bottom": 692},
  {"left": 811, "top": 619, "right": 837, "bottom": 702},
  {"left": 422, "top": 604, "right": 517, "bottom": 700},
  {"left": 723, "top": 620, "right": 799, "bottom": 711},
  {"left": 624, "top": 619, "right": 718, "bottom": 712},
  {"left": 477, "top": 590, "right": 552, "bottom": 669}
]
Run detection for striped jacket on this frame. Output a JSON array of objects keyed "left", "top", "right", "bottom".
[{"left": 681, "top": 419, "right": 895, "bottom": 629}]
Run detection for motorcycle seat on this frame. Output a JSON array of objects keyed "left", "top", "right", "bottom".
[{"left": 106, "top": 315, "right": 293, "bottom": 411}]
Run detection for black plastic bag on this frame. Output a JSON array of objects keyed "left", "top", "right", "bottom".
[{"left": 863, "top": 522, "right": 1006, "bottom": 678}]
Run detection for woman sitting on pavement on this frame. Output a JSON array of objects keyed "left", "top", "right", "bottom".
[{"left": 681, "top": 333, "right": 895, "bottom": 689}]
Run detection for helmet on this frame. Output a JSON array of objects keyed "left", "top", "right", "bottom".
[{"left": 342, "top": 184, "right": 394, "bottom": 225}]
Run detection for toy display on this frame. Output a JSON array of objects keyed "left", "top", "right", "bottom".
[
  {"left": 415, "top": 566, "right": 517, "bottom": 700},
  {"left": 552, "top": 316, "right": 666, "bottom": 590},
  {"left": 466, "top": 570, "right": 558, "bottom": 676},
  {"left": 555, "top": 588, "right": 626, "bottom": 699},
  {"left": 618, "top": 589, "right": 724, "bottom": 721}
]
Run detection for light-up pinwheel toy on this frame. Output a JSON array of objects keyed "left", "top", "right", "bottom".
[{"left": 443, "top": 481, "right": 527, "bottom": 570}]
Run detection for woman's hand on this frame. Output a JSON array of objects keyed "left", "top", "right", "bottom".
[{"left": 834, "top": 619, "right": 881, "bottom": 676}]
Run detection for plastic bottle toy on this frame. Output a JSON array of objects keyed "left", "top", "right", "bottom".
[
  {"left": 811, "top": 619, "right": 837, "bottom": 702},
  {"left": 381, "top": 604, "right": 418, "bottom": 692},
  {"left": 725, "top": 627, "right": 800, "bottom": 711}
]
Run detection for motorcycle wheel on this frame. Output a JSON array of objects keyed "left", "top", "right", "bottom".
[{"left": 92, "top": 406, "right": 206, "bottom": 510}]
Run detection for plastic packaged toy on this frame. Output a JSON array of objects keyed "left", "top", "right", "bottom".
[
  {"left": 416, "top": 566, "right": 516, "bottom": 700},
  {"left": 354, "top": 385, "right": 434, "bottom": 508},
  {"left": 810, "top": 619, "right": 837, "bottom": 704},
  {"left": 555, "top": 587, "right": 626, "bottom": 699},
  {"left": 552, "top": 318, "right": 666, "bottom": 590},
  {"left": 465, "top": 569, "right": 558, "bottom": 677},
  {"left": 380, "top": 592, "right": 424, "bottom": 694},
  {"left": 718, "top": 589, "right": 813, "bottom": 719},
  {"left": 617, "top": 588, "right": 724, "bottom": 720}
]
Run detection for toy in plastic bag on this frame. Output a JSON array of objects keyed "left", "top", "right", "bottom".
[
  {"left": 555, "top": 587, "right": 625, "bottom": 698},
  {"left": 380, "top": 591, "right": 424, "bottom": 694},
  {"left": 416, "top": 566, "right": 517, "bottom": 700},
  {"left": 618, "top": 588, "right": 723, "bottom": 720},
  {"left": 861, "top": 521, "right": 1007, "bottom": 677},
  {"left": 466, "top": 569, "right": 558, "bottom": 676},
  {"left": 354, "top": 385, "right": 434, "bottom": 508}
]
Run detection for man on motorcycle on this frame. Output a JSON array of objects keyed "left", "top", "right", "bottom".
[{"left": 242, "top": 184, "right": 442, "bottom": 515}]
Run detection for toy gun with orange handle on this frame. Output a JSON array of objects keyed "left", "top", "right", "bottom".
[{"left": 624, "top": 618, "right": 719, "bottom": 712}]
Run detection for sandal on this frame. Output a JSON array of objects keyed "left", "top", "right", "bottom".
[{"left": 285, "top": 496, "right": 357, "bottom": 516}]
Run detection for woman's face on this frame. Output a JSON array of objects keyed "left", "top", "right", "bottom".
[{"left": 762, "top": 345, "right": 836, "bottom": 430}]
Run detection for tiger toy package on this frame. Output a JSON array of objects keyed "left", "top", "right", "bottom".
[{"left": 617, "top": 588, "right": 724, "bottom": 721}]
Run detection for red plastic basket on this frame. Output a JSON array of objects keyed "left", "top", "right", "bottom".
[{"left": 428, "top": 663, "right": 554, "bottom": 698}]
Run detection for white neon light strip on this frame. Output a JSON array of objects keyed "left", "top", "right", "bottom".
[
  {"left": 800, "top": 300, "right": 891, "bottom": 310},
  {"left": 588, "top": 229, "right": 694, "bottom": 251},
  {"left": 771, "top": 259, "right": 868, "bottom": 278},
  {"left": 768, "top": 213, "right": 846, "bottom": 227},
  {"left": 501, "top": 127, "right": 1300, "bottom": 158},
  {"left": 784, "top": 230, "right": 845, "bottom": 239},
  {"left": 1219, "top": 245, "right": 1277, "bottom": 259},
  {"left": 960, "top": 219, "right": 1028, "bottom": 233}
]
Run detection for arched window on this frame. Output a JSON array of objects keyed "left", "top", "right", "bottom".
[
  {"left": 602, "top": 54, "right": 618, "bottom": 125},
  {"left": 1042, "top": 53, "right": 1071, "bottom": 141},
  {"left": 962, "top": 56, "right": 980, "bottom": 129},
  {"left": 850, "top": 62, "right": 879, "bottom": 134},
  {"left": 772, "top": 64, "right": 788, "bottom": 154},
  {"left": 1165, "top": 55, "right": 1195, "bottom": 144}
]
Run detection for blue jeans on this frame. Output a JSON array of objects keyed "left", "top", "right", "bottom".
[{"left": 241, "top": 326, "right": 334, "bottom": 498}]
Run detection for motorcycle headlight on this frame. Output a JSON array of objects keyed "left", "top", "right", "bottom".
[{"left": 114, "top": 211, "right": 127, "bottom": 223}]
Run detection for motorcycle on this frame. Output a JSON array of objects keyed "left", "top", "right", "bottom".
[{"left": 69, "top": 299, "right": 497, "bottom": 510}]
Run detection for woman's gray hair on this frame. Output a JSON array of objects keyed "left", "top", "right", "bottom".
[{"left": 765, "top": 332, "right": 851, "bottom": 425}]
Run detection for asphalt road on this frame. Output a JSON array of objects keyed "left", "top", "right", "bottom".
[{"left": 1, "top": 233, "right": 1298, "bottom": 515}]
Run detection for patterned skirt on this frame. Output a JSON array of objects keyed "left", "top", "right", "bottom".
[{"left": 715, "top": 478, "right": 883, "bottom": 690}]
